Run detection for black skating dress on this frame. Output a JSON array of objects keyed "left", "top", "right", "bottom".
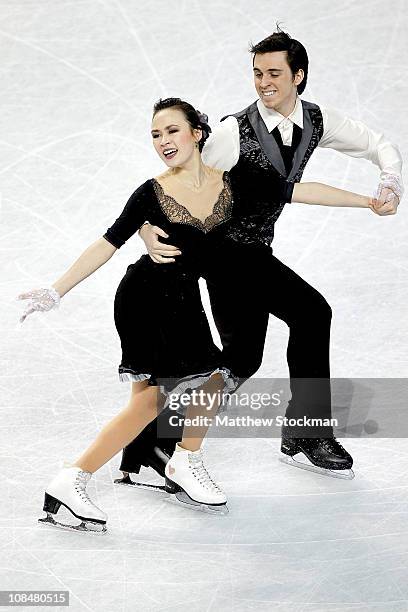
[{"left": 103, "top": 170, "right": 294, "bottom": 412}]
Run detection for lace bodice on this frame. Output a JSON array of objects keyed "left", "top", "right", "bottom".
[{"left": 152, "top": 171, "right": 233, "bottom": 234}]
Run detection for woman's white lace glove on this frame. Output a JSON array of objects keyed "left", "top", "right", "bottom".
[
  {"left": 374, "top": 173, "right": 403, "bottom": 202},
  {"left": 16, "top": 287, "right": 61, "bottom": 323},
  {"left": 371, "top": 173, "right": 403, "bottom": 215}
]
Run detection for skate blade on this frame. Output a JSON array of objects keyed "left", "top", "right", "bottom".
[
  {"left": 114, "top": 476, "right": 166, "bottom": 493},
  {"left": 164, "top": 492, "right": 229, "bottom": 515},
  {"left": 279, "top": 453, "right": 355, "bottom": 480},
  {"left": 38, "top": 513, "right": 107, "bottom": 534}
]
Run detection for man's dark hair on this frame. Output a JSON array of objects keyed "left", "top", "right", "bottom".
[
  {"left": 249, "top": 24, "right": 308, "bottom": 95},
  {"left": 152, "top": 97, "right": 210, "bottom": 152}
]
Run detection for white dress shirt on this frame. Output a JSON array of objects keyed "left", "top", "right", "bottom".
[{"left": 202, "top": 97, "right": 403, "bottom": 183}]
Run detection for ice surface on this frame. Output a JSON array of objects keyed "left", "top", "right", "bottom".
[{"left": 2, "top": 1, "right": 408, "bottom": 610}]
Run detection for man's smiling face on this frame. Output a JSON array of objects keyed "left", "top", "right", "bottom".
[{"left": 253, "top": 51, "right": 304, "bottom": 115}]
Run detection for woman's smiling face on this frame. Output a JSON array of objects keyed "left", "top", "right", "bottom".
[{"left": 151, "top": 108, "right": 202, "bottom": 167}]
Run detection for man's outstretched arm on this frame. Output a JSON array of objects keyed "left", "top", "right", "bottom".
[{"left": 319, "top": 106, "right": 403, "bottom": 213}]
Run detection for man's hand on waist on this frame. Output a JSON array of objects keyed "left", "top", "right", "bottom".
[{"left": 139, "top": 222, "right": 181, "bottom": 264}]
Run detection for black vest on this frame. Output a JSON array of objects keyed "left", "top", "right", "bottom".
[
  {"left": 222, "top": 99, "right": 323, "bottom": 182},
  {"left": 220, "top": 99, "right": 324, "bottom": 246}
]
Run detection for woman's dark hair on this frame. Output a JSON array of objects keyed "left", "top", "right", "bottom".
[
  {"left": 249, "top": 24, "right": 308, "bottom": 95},
  {"left": 152, "top": 98, "right": 211, "bottom": 152}
]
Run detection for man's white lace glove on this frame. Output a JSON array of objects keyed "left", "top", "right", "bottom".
[{"left": 16, "top": 287, "right": 61, "bottom": 323}]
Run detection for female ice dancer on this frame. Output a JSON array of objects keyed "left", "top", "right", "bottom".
[{"left": 18, "top": 98, "right": 381, "bottom": 533}]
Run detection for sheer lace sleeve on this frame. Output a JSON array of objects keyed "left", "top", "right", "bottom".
[{"left": 103, "top": 180, "right": 153, "bottom": 249}]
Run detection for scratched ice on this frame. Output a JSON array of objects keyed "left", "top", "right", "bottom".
[{"left": 1, "top": 1, "right": 408, "bottom": 610}]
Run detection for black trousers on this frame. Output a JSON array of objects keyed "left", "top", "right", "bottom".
[{"left": 120, "top": 248, "right": 332, "bottom": 472}]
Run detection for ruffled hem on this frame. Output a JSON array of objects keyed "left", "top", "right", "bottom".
[
  {"left": 161, "top": 366, "right": 239, "bottom": 415},
  {"left": 117, "top": 366, "right": 239, "bottom": 415},
  {"left": 118, "top": 371, "right": 152, "bottom": 383}
]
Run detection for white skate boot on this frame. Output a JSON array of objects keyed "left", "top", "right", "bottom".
[
  {"left": 38, "top": 464, "right": 107, "bottom": 533},
  {"left": 164, "top": 443, "right": 228, "bottom": 514}
]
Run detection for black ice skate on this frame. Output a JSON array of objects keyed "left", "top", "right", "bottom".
[
  {"left": 114, "top": 446, "right": 170, "bottom": 493},
  {"left": 280, "top": 434, "right": 355, "bottom": 480}
]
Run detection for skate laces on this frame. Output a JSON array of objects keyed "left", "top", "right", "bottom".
[
  {"left": 321, "top": 438, "right": 346, "bottom": 454},
  {"left": 74, "top": 471, "right": 95, "bottom": 506},
  {"left": 189, "top": 451, "right": 223, "bottom": 494}
]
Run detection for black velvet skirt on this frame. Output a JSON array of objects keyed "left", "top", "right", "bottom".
[{"left": 113, "top": 254, "right": 237, "bottom": 410}]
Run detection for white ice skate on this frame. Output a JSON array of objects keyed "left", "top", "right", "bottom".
[
  {"left": 38, "top": 464, "right": 107, "bottom": 534},
  {"left": 164, "top": 443, "right": 228, "bottom": 515}
]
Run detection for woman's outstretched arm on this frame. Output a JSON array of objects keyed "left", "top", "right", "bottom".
[
  {"left": 51, "top": 237, "right": 117, "bottom": 297},
  {"left": 292, "top": 182, "right": 392, "bottom": 214},
  {"left": 52, "top": 180, "right": 155, "bottom": 297},
  {"left": 17, "top": 181, "right": 153, "bottom": 322},
  {"left": 17, "top": 237, "right": 117, "bottom": 322}
]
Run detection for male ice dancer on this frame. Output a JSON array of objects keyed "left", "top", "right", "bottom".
[{"left": 116, "top": 27, "right": 402, "bottom": 486}]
